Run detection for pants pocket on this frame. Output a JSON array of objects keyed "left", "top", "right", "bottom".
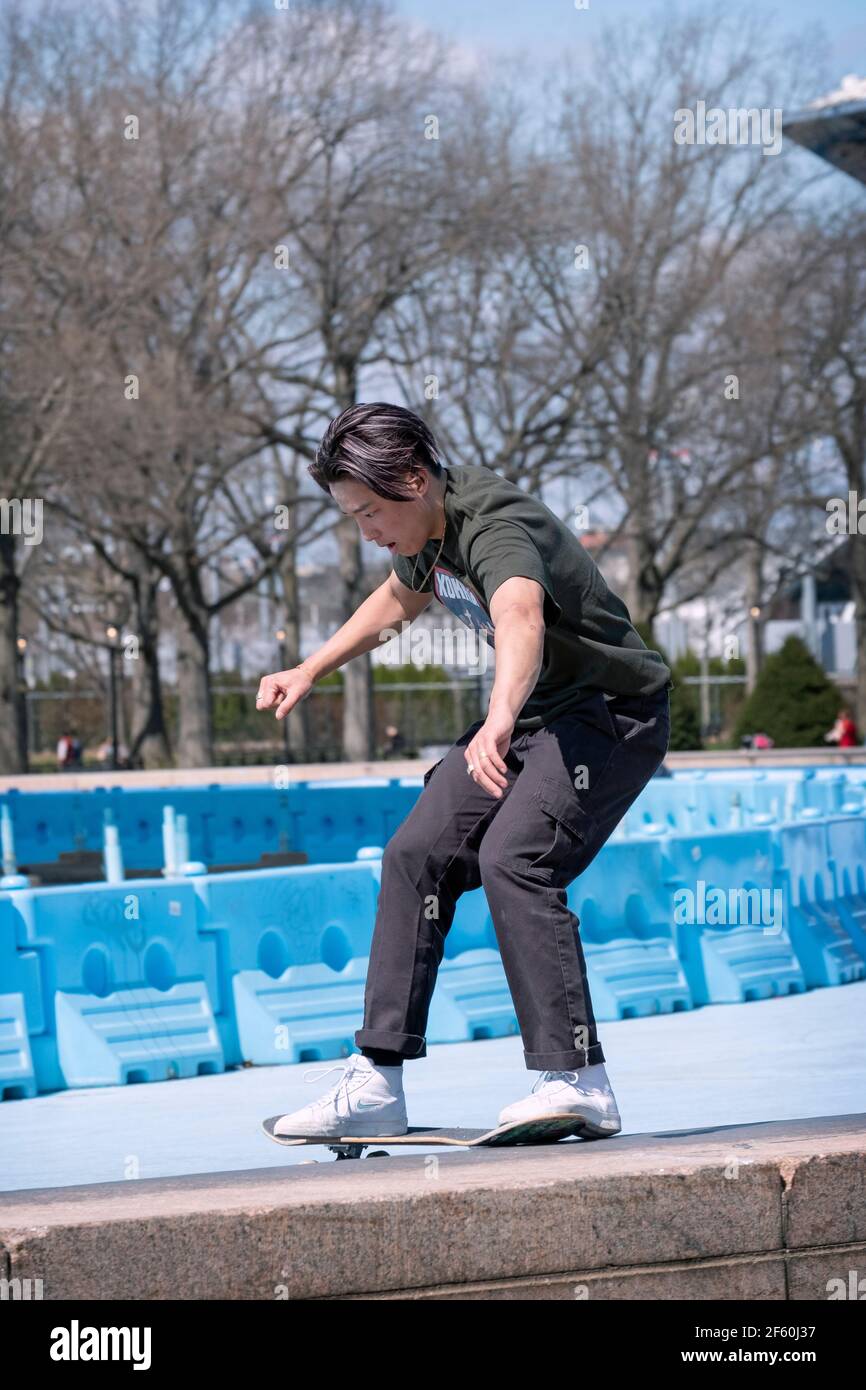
[
  {"left": 607, "top": 693, "right": 668, "bottom": 745},
  {"left": 422, "top": 758, "right": 443, "bottom": 788},
  {"left": 527, "top": 775, "right": 598, "bottom": 882}
]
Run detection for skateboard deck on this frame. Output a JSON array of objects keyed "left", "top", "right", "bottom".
[{"left": 262, "top": 1112, "right": 601, "bottom": 1159}]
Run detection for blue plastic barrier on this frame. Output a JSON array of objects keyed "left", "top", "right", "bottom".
[
  {"left": 7, "top": 879, "right": 223, "bottom": 1090},
  {"left": 0, "top": 888, "right": 41, "bottom": 1099},
  {"left": 189, "top": 861, "right": 381, "bottom": 1064},
  {"left": 772, "top": 821, "right": 866, "bottom": 988},
  {"left": 287, "top": 780, "right": 414, "bottom": 864},
  {"left": 0, "top": 991, "right": 35, "bottom": 1101},
  {"left": 825, "top": 814, "right": 866, "bottom": 958},
  {"left": 108, "top": 785, "right": 300, "bottom": 871},
  {"left": 426, "top": 949, "right": 520, "bottom": 1043},
  {"left": 1, "top": 788, "right": 92, "bottom": 863},
  {"left": 659, "top": 827, "right": 805, "bottom": 1003},
  {"left": 561, "top": 839, "right": 693, "bottom": 1019},
  {"left": 3, "top": 774, "right": 865, "bottom": 1095},
  {"left": 625, "top": 780, "right": 706, "bottom": 833},
  {"left": 4, "top": 769, "right": 866, "bottom": 875}
]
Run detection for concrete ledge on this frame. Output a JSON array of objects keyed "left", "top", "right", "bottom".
[
  {"left": 3, "top": 745, "right": 866, "bottom": 791},
  {"left": 1, "top": 1114, "right": 863, "bottom": 1300}
]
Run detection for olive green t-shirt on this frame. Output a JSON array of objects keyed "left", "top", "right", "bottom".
[{"left": 392, "top": 462, "right": 673, "bottom": 731}]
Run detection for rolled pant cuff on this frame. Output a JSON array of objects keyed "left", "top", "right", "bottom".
[
  {"left": 524, "top": 1043, "right": 605, "bottom": 1070},
  {"left": 355, "top": 1028, "right": 426, "bottom": 1059}
]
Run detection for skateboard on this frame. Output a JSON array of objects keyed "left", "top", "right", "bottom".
[{"left": 262, "top": 1112, "right": 609, "bottom": 1160}]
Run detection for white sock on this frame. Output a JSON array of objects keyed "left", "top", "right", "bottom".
[{"left": 361, "top": 1057, "right": 404, "bottom": 1084}]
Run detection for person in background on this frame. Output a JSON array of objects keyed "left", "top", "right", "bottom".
[
  {"left": 751, "top": 731, "right": 774, "bottom": 750},
  {"left": 69, "top": 730, "right": 83, "bottom": 768},
  {"left": 56, "top": 730, "right": 74, "bottom": 771},
  {"left": 95, "top": 737, "right": 131, "bottom": 769},
  {"left": 382, "top": 724, "right": 405, "bottom": 758},
  {"left": 824, "top": 708, "right": 859, "bottom": 749}
]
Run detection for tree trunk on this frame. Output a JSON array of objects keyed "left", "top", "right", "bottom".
[
  {"left": 338, "top": 514, "right": 374, "bottom": 760},
  {"left": 280, "top": 546, "right": 311, "bottom": 762},
  {"left": 840, "top": 395, "right": 866, "bottom": 733},
  {"left": 0, "top": 533, "right": 26, "bottom": 775},
  {"left": 625, "top": 530, "right": 663, "bottom": 629},
  {"left": 175, "top": 609, "right": 213, "bottom": 767},
  {"left": 128, "top": 574, "right": 172, "bottom": 769},
  {"left": 334, "top": 363, "right": 373, "bottom": 761},
  {"left": 745, "top": 542, "right": 763, "bottom": 695}
]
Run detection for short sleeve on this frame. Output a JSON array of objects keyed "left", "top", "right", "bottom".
[{"left": 467, "top": 521, "right": 562, "bottom": 628}]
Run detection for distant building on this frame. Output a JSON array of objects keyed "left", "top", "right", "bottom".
[{"left": 759, "top": 540, "right": 858, "bottom": 679}]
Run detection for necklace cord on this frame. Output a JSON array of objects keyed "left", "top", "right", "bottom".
[{"left": 410, "top": 513, "right": 447, "bottom": 592}]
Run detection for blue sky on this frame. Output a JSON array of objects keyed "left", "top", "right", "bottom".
[{"left": 392, "top": 0, "right": 866, "bottom": 100}]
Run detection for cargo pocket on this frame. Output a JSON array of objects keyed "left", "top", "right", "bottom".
[{"left": 528, "top": 775, "right": 598, "bottom": 882}]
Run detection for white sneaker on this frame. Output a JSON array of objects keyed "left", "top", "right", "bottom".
[
  {"left": 273, "top": 1053, "right": 408, "bottom": 1138},
  {"left": 497, "top": 1064, "right": 621, "bottom": 1138}
]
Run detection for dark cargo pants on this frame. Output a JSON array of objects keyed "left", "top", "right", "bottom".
[{"left": 355, "top": 686, "right": 671, "bottom": 1070}]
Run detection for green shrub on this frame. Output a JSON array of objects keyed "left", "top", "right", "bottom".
[
  {"left": 668, "top": 679, "right": 702, "bottom": 751},
  {"left": 733, "top": 636, "right": 841, "bottom": 747},
  {"left": 635, "top": 621, "right": 702, "bottom": 751},
  {"left": 669, "top": 646, "right": 750, "bottom": 748}
]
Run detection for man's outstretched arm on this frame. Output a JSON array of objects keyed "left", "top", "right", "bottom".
[{"left": 257, "top": 571, "right": 433, "bottom": 720}]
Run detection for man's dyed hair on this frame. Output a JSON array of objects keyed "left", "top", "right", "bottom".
[{"left": 309, "top": 402, "right": 443, "bottom": 501}]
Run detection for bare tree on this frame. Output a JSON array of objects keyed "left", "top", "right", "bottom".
[
  {"left": 4, "top": 0, "right": 338, "bottom": 764},
  {"left": 256, "top": 0, "right": 466, "bottom": 760},
  {"left": 0, "top": 0, "right": 82, "bottom": 771},
  {"left": 2, "top": 0, "right": 861, "bottom": 776},
  {"left": 551, "top": 6, "right": 829, "bottom": 630},
  {"left": 378, "top": 90, "right": 618, "bottom": 495}
]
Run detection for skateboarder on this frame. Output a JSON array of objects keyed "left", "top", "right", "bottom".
[{"left": 256, "top": 402, "right": 672, "bottom": 1140}]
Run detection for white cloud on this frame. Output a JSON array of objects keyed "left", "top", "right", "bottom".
[{"left": 807, "top": 73, "right": 866, "bottom": 109}]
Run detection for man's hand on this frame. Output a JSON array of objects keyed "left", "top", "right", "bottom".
[
  {"left": 464, "top": 710, "right": 513, "bottom": 798},
  {"left": 256, "top": 666, "right": 313, "bottom": 721}
]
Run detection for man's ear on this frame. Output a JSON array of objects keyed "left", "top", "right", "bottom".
[{"left": 407, "top": 467, "right": 427, "bottom": 497}]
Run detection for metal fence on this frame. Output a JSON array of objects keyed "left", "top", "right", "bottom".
[{"left": 17, "top": 679, "right": 490, "bottom": 769}]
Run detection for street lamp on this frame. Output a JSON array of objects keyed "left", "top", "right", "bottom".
[
  {"left": 746, "top": 606, "right": 763, "bottom": 696},
  {"left": 16, "top": 637, "right": 28, "bottom": 758},
  {"left": 105, "top": 626, "right": 119, "bottom": 770}
]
